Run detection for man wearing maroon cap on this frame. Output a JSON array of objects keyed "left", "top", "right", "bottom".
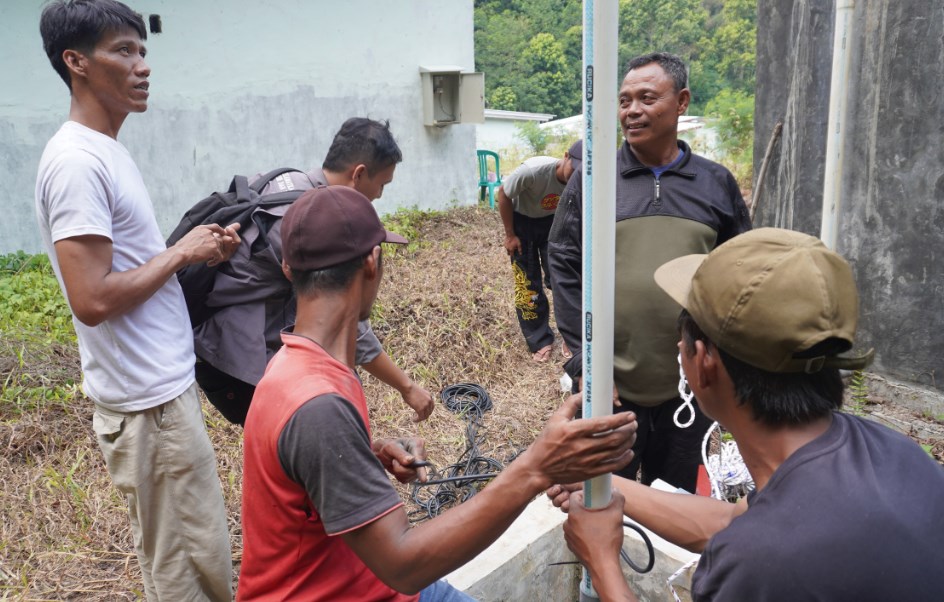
[{"left": 237, "top": 186, "right": 638, "bottom": 601}]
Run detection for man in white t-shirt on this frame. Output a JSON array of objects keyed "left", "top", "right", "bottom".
[
  {"left": 35, "top": 2, "right": 236, "bottom": 600},
  {"left": 496, "top": 141, "right": 580, "bottom": 362}
]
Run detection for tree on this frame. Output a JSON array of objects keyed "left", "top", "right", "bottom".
[
  {"left": 701, "top": 0, "right": 757, "bottom": 92},
  {"left": 515, "top": 32, "right": 575, "bottom": 115},
  {"left": 475, "top": 8, "right": 534, "bottom": 109},
  {"left": 617, "top": 0, "right": 712, "bottom": 112},
  {"left": 473, "top": 0, "right": 758, "bottom": 126},
  {"left": 489, "top": 86, "right": 518, "bottom": 110},
  {"left": 475, "top": 0, "right": 582, "bottom": 117},
  {"left": 705, "top": 89, "right": 754, "bottom": 184}
]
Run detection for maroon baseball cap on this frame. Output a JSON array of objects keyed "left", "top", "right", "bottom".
[{"left": 281, "top": 185, "right": 407, "bottom": 271}]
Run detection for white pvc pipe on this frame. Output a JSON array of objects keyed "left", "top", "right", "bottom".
[
  {"left": 580, "top": 0, "right": 618, "bottom": 599},
  {"left": 820, "top": 0, "right": 855, "bottom": 250}
]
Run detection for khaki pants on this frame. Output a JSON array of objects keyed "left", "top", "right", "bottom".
[{"left": 93, "top": 383, "right": 233, "bottom": 601}]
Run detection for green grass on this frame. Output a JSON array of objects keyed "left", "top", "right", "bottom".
[
  {"left": 0, "top": 252, "right": 74, "bottom": 343},
  {"left": 0, "top": 252, "right": 79, "bottom": 415},
  {"left": 382, "top": 205, "right": 445, "bottom": 254}
]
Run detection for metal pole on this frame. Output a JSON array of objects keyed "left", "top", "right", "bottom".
[
  {"left": 820, "top": 0, "right": 855, "bottom": 250},
  {"left": 579, "top": 0, "right": 618, "bottom": 599}
]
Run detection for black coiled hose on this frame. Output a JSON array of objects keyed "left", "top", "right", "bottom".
[{"left": 408, "top": 383, "right": 519, "bottom": 522}]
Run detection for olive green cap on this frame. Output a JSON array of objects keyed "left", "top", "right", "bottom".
[{"left": 654, "top": 228, "right": 874, "bottom": 373}]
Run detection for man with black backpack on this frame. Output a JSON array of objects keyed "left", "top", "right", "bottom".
[{"left": 189, "top": 118, "right": 435, "bottom": 426}]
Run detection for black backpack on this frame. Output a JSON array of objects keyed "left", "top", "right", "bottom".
[{"left": 166, "top": 168, "right": 305, "bottom": 328}]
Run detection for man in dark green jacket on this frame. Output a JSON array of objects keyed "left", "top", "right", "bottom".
[{"left": 548, "top": 52, "right": 751, "bottom": 492}]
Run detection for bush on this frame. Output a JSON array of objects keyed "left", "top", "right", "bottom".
[
  {"left": 514, "top": 121, "right": 552, "bottom": 155},
  {"left": 0, "top": 252, "right": 74, "bottom": 343},
  {"left": 705, "top": 89, "right": 755, "bottom": 187},
  {"left": 1, "top": 250, "right": 45, "bottom": 273},
  {"left": 501, "top": 124, "right": 579, "bottom": 173},
  {"left": 0, "top": 252, "right": 79, "bottom": 414}
]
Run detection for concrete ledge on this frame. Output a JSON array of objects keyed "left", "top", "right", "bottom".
[
  {"left": 445, "top": 495, "right": 578, "bottom": 600},
  {"left": 866, "top": 373, "right": 944, "bottom": 419},
  {"left": 445, "top": 491, "right": 699, "bottom": 602},
  {"left": 621, "top": 517, "right": 699, "bottom": 602}
]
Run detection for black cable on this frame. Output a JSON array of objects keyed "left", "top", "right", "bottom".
[
  {"left": 547, "top": 520, "right": 655, "bottom": 575},
  {"left": 440, "top": 382, "right": 493, "bottom": 417},
  {"left": 414, "top": 384, "right": 655, "bottom": 574},
  {"left": 621, "top": 520, "right": 655, "bottom": 574},
  {"left": 409, "top": 383, "right": 520, "bottom": 522}
]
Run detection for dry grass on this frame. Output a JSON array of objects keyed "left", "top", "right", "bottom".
[
  {"left": 0, "top": 206, "right": 570, "bottom": 600},
  {"left": 1, "top": 205, "right": 941, "bottom": 600}
]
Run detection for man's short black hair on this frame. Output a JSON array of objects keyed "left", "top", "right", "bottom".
[
  {"left": 678, "top": 309, "right": 845, "bottom": 426},
  {"left": 40, "top": 0, "right": 147, "bottom": 92},
  {"left": 322, "top": 118, "right": 403, "bottom": 176},
  {"left": 290, "top": 250, "right": 382, "bottom": 296},
  {"left": 627, "top": 52, "right": 688, "bottom": 93},
  {"left": 290, "top": 255, "right": 366, "bottom": 296}
]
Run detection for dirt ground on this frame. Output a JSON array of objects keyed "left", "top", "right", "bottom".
[{"left": 0, "top": 206, "right": 940, "bottom": 600}]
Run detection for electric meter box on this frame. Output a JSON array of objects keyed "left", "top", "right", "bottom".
[{"left": 419, "top": 66, "right": 485, "bottom": 127}]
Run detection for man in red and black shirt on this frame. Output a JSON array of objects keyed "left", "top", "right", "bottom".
[{"left": 238, "top": 186, "right": 638, "bottom": 601}]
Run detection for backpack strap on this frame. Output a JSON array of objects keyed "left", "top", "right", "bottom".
[
  {"left": 233, "top": 175, "right": 252, "bottom": 202},
  {"left": 249, "top": 167, "right": 303, "bottom": 194}
]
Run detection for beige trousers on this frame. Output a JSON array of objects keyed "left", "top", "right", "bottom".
[{"left": 93, "top": 383, "right": 233, "bottom": 601}]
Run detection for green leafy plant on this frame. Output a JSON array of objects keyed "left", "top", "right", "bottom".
[
  {"left": 514, "top": 121, "right": 553, "bottom": 155},
  {"left": 382, "top": 206, "right": 444, "bottom": 252},
  {"left": 705, "top": 89, "right": 755, "bottom": 187},
  {"left": 0, "top": 252, "right": 80, "bottom": 415},
  {"left": 0, "top": 250, "right": 37, "bottom": 273},
  {"left": 0, "top": 253, "right": 74, "bottom": 342},
  {"left": 847, "top": 369, "right": 869, "bottom": 416}
]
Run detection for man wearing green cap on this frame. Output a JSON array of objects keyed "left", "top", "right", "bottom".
[{"left": 548, "top": 228, "right": 944, "bottom": 601}]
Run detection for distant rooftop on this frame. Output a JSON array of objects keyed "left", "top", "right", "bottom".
[
  {"left": 540, "top": 114, "right": 705, "bottom": 134},
  {"left": 484, "top": 109, "right": 556, "bottom": 122}
]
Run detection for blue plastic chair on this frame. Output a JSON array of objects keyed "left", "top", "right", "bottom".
[{"left": 476, "top": 150, "right": 502, "bottom": 209}]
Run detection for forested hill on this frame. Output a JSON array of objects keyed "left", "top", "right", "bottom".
[{"left": 474, "top": 0, "right": 756, "bottom": 118}]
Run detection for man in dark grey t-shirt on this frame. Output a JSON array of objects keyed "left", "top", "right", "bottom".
[{"left": 553, "top": 229, "right": 943, "bottom": 601}]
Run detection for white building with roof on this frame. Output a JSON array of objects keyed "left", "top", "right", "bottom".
[
  {"left": 475, "top": 109, "right": 555, "bottom": 152},
  {"left": 1, "top": 0, "right": 481, "bottom": 254}
]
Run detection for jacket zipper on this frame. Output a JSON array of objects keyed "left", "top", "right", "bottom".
[{"left": 654, "top": 178, "right": 661, "bottom": 204}]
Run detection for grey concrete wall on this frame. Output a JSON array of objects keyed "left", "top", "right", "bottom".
[
  {"left": 754, "top": 0, "right": 944, "bottom": 391},
  {"left": 1, "top": 0, "right": 479, "bottom": 254}
]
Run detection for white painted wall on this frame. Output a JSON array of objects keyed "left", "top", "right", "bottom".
[
  {"left": 1, "top": 0, "right": 478, "bottom": 254},
  {"left": 476, "top": 119, "right": 522, "bottom": 153},
  {"left": 476, "top": 109, "right": 554, "bottom": 153}
]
